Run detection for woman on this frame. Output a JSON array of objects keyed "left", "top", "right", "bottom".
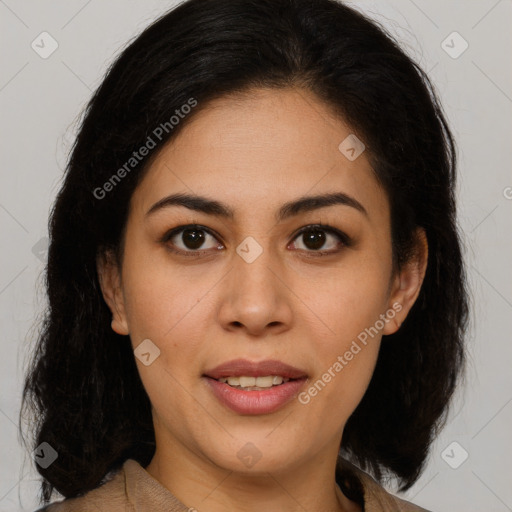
[{"left": 21, "top": 0, "right": 469, "bottom": 510}]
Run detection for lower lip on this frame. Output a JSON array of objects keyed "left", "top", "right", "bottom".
[{"left": 204, "top": 377, "right": 307, "bottom": 415}]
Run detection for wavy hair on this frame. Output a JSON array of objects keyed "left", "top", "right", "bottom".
[{"left": 21, "top": 0, "right": 469, "bottom": 504}]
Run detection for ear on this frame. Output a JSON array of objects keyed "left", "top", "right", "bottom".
[
  {"left": 96, "top": 250, "right": 130, "bottom": 336},
  {"left": 383, "top": 227, "right": 428, "bottom": 335}
]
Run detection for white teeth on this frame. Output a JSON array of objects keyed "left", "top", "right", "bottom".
[
  {"left": 217, "top": 375, "right": 290, "bottom": 388},
  {"left": 239, "top": 376, "right": 256, "bottom": 387},
  {"left": 255, "top": 376, "right": 274, "bottom": 387}
]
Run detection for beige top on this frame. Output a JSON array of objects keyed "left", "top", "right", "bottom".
[{"left": 38, "top": 458, "right": 431, "bottom": 512}]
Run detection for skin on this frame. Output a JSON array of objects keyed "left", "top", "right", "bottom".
[{"left": 98, "top": 86, "right": 428, "bottom": 512}]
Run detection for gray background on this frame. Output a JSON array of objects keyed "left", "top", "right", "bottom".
[{"left": 1, "top": 0, "right": 511, "bottom": 510}]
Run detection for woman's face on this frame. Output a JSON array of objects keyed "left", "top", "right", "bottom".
[{"left": 99, "top": 87, "right": 425, "bottom": 479}]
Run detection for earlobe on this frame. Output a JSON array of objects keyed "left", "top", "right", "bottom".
[
  {"left": 96, "top": 251, "right": 130, "bottom": 336},
  {"left": 383, "top": 228, "right": 428, "bottom": 336}
]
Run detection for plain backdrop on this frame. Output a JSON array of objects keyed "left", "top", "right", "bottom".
[{"left": 1, "top": 0, "right": 511, "bottom": 510}]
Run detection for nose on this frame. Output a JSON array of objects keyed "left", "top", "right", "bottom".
[{"left": 216, "top": 240, "right": 293, "bottom": 337}]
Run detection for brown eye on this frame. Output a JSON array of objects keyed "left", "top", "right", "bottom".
[
  {"left": 290, "top": 224, "right": 351, "bottom": 254},
  {"left": 163, "top": 225, "right": 223, "bottom": 254}
]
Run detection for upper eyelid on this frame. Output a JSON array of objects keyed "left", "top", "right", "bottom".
[{"left": 162, "top": 224, "right": 220, "bottom": 243}]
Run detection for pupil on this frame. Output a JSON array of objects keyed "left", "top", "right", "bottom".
[
  {"left": 303, "top": 229, "right": 325, "bottom": 250},
  {"left": 183, "top": 228, "right": 205, "bottom": 249}
]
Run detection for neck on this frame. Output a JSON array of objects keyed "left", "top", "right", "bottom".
[{"left": 145, "top": 438, "right": 360, "bottom": 512}]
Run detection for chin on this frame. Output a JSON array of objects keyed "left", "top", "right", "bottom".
[{"left": 204, "top": 437, "right": 301, "bottom": 475}]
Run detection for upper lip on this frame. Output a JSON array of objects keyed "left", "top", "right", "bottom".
[{"left": 203, "top": 359, "right": 308, "bottom": 380}]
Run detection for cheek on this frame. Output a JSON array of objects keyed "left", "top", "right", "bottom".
[
  {"left": 119, "top": 257, "right": 211, "bottom": 425},
  {"left": 121, "top": 237, "right": 189, "bottom": 332},
  {"left": 120, "top": 246, "right": 216, "bottom": 371},
  {"left": 297, "top": 256, "right": 391, "bottom": 416},
  {"left": 304, "top": 252, "right": 392, "bottom": 338},
  {"left": 299, "top": 299, "right": 383, "bottom": 428}
]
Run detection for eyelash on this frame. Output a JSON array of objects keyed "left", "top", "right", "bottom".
[{"left": 160, "top": 223, "right": 352, "bottom": 258}]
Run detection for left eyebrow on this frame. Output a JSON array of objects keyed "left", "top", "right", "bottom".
[
  {"left": 145, "top": 191, "right": 368, "bottom": 221},
  {"left": 277, "top": 192, "right": 368, "bottom": 220}
]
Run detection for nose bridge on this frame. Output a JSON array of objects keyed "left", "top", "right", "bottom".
[
  {"left": 233, "top": 233, "right": 279, "bottom": 296},
  {"left": 217, "top": 231, "right": 292, "bottom": 333}
]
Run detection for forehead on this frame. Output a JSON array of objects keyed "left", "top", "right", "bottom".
[{"left": 131, "top": 87, "right": 388, "bottom": 223}]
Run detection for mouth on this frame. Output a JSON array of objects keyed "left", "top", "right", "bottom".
[{"left": 202, "top": 359, "right": 308, "bottom": 415}]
